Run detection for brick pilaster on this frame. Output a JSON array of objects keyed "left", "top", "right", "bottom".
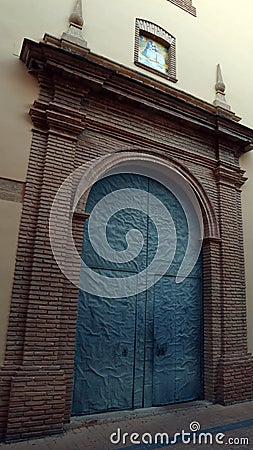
[
  {"left": 214, "top": 161, "right": 253, "bottom": 403},
  {"left": 3, "top": 91, "right": 87, "bottom": 440},
  {"left": 202, "top": 237, "right": 222, "bottom": 402}
]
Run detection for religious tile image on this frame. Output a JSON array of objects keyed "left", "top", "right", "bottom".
[{"left": 138, "top": 34, "right": 169, "bottom": 75}]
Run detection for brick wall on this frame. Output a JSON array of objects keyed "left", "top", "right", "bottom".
[{"left": 167, "top": 0, "right": 196, "bottom": 16}]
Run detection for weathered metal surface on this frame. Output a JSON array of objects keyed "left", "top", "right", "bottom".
[
  {"left": 72, "top": 273, "right": 137, "bottom": 414},
  {"left": 72, "top": 174, "right": 202, "bottom": 415},
  {"left": 152, "top": 275, "right": 202, "bottom": 406}
]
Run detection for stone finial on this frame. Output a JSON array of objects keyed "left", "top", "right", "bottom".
[
  {"left": 213, "top": 64, "right": 231, "bottom": 111},
  {"left": 61, "top": 0, "right": 87, "bottom": 49},
  {"left": 69, "top": 0, "right": 84, "bottom": 27}
]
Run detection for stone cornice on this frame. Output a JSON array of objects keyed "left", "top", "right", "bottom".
[
  {"left": 20, "top": 38, "right": 253, "bottom": 153},
  {"left": 214, "top": 162, "right": 247, "bottom": 189},
  {"left": 85, "top": 115, "right": 217, "bottom": 169},
  {"left": 30, "top": 100, "right": 86, "bottom": 138}
]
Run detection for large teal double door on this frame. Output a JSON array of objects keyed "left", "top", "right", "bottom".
[{"left": 72, "top": 173, "right": 203, "bottom": 415}]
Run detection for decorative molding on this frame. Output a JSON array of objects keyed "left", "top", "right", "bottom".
[
  {"left": 136, "top": 19, "right": 175, "bottom": 46},
  {"left": 0, "top": 178, "right": 24, "bottom": 203},
  {"left": 245, "top": 143, "right": 253, "bottom": 151},
  {"left": 214, "top": 162, "right": 247, "bottom": 189},
  {"left": 166, "top": 0, "right": 196, "bottom": 17},
  {"left": 134, "top": 19, "right": 177, "bottom": 83},
  {"left": 20, "top": 38, "right": 253, "bottom": 151}
]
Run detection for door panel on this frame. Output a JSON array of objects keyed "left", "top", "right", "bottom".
[
  {"left": 72, "top": 270, "right": 137, "bottom": 415},
  {"left": 132, "top": 288, "right": 146, "bottom": 409},
  {"left": 82, "top": 174, "right": 149, "bottom": 272},
  {"left": 175, "top": 276, "right": 203, "bottom": 402},
  {"left": 152, "top": 274, "right": 202, "bottom": 406},
  {"left": 143, "top": 287, "right": 155, "bottom": 408},
  {"left": 148, "top": 177, "right": 188, "bottom": 276},
  {"left": 152, "top": 276, "right": 176, "bottom": 405}
]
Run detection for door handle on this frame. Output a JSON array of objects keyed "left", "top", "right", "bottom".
[
  {"left": 156, "top": 344, "right": 162, "bottom": 356},
  {"left": 122, "top": 347, "right": 128, "bottom": 357},
  {"left": 156, "top": 343, "right": 166, "bottom": 357}
]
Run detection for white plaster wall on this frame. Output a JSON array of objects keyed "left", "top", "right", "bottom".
[{"left": 84, "top": 0, "right": 253, "bottom": 126}]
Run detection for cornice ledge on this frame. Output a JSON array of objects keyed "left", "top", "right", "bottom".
[
  {"left": 215, "top": 106, "right": 241, "bottom": 123},
  {"left": 203, "top": 236, "right": 222, "bottom": 243},
  {"left": 102, "top": 82, "right": 215, "bottom": 133},
  {"left": 30, "top": 100, "right": 87, "bottom": 136},
  {"left": 29, "top": 101, "right": 48, "bottom": 130},
  {"left": 46, "top": 109, "right": 86, "bottom": 137},
  {"left": 214, "top": 162, "right": 247, "bottom": 189},
  {"left": 43, "top": 33, "right": 89, "bottom": 57},
  {"left": 215, "top": 115, "right": 253, "bottom": 150},
  {"left": 47, "top": 101, "right": 86, "bottom": 122},
  {"left": 19, "top": 39, "right": 216, "bottom": 122},
  {"left": 85, "top": 116, "right": 216, "bottom": 169},
  {"left": 20, "top": 38, "right": 253, "bottom": 145}
]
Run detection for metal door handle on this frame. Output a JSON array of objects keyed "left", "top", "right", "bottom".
[
  {"left": 156, "top": 344, "right": 161, "bottom": 356},
  {"left": 156, "top": 343, "right": 166, "bottom": 356},
  {"left": 122, "top": 347, "right": 128, "bottom": 357}
]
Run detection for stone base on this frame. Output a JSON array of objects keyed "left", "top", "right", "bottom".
[
  {"left": 216, "top": 353, "right": 253, "bottom": 404},
  {"left": 1, "top": 366, "right": 66, "bottom": 443}
]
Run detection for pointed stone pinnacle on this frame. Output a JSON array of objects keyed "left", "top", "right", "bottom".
[
  {"left": 61, "top": 0, "right": 87, "bottom": 50},
  {"left": 69, "top": 0, "right": 84, "bottom": 28},
  {"left": 215, "top": 64, "right": 226, "bottom": 93},
  {"left": 213, "top": 64, "right": 231, "bottom": 111}
]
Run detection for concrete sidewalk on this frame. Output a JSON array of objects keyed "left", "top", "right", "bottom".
[{"left": 1, "top": 400, "right": 253, "bottom": 449}]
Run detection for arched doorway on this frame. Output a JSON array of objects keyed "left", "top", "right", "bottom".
[{"left": 72, "top": 172, "right": 203, "bottom": 415}]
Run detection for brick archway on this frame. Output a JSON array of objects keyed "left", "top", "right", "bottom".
[{"left": 70, "top": 150, "right": 219, "bottom": 241}]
